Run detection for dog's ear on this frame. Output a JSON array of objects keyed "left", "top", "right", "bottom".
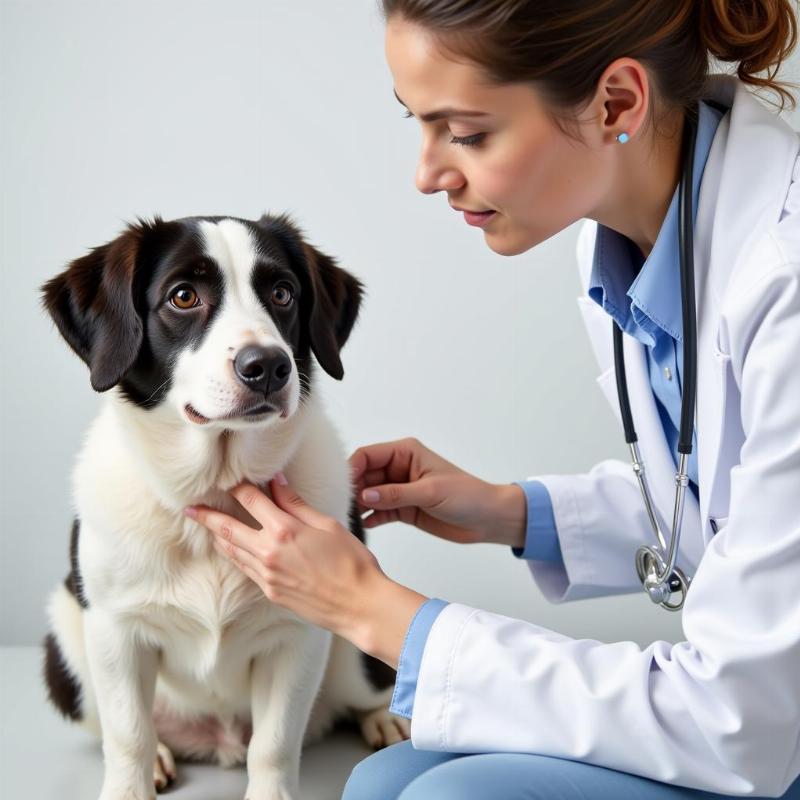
[
  {"left": 259, "top": 213, "right": 365, "bottom": 381},
  {"left": 301, "top": 240, "right": 365, "bottom": 380},
  {"left": 41, "top": 221, "right": 149, "bottom": 392}
]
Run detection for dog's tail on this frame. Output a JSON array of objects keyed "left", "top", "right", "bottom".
[{"left": 42, "top": 581, "right": 101, "bottom": 737}]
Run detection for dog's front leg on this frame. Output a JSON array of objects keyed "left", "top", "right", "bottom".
[
  {"left": 84, "top": 608, "right": 160, "bottom": 800},
  {"left": 244, "top": 625, "right": 331, "bottom": 800}
]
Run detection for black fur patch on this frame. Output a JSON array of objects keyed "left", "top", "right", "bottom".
[
  {"left": 347, "top": 495, "right": 397, "bottom": 691},
  {"left": 42, "top": 632, "right": 83, "bottom": 721},
  {"left": 360, "top": 648, "right": 398, "bottom": 692},
  {"left": 348, "top": 493, "right": 366, "bottom": 545},
  {"left": 64, "top": 518, "right": 89, "bottom": 609}
]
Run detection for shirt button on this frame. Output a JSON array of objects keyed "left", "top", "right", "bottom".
[{"left": 664, "top": 366, "right": 672, "bottom": 380}]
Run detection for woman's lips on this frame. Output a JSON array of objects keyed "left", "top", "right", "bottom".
[
  {"left": 463, "top": 210, "right": 496, "bottom": 227},
  {"left": 453, "top": 205, "right": 497, "bottom": 227}
]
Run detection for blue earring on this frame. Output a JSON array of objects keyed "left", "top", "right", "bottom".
[{"left": 616, "top": 132, "right": 630, "bottom": 144}]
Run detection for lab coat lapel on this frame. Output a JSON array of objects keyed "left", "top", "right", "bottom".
[
  {"left": 693, "top": 76, "right": 799, "bottom": 540},
  {"left": 692, "top": 89, "right": 729, "bottom": 539}
]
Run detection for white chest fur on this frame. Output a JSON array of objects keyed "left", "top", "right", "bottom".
[{"left": 70, "top": 389, "right": 349, "bottom": 714}]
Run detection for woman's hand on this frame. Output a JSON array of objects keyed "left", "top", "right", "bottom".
[
  {"left": 184, "top": 473, "right": 427, "bottom": 667},
  {"left": 349, "top": 437, "right": 527, "bottom": 549}
]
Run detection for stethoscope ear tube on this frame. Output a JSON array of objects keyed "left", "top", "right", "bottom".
[
  {"left": 611, "top": 104, "right": 700, "bottom": 612},
  {"left": 613, "top": 324, "right": 637, "bottom": 444},
  {"left": 678, "top": 107, "right": 699, "bottom": 455}
]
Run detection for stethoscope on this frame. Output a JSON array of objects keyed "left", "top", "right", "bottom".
[{"left": 612, "top": 104, "right": 699, "bottom": 612}]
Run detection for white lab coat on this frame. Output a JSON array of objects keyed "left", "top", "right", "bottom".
[{"left": 410, "top": 75, "right": 800, "bottom": 796}]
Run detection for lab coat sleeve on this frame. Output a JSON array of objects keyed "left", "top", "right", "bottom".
[
  {"left": 409, "top": 258, "right": 800, "bottom": 796},
  {"left": 510, "top": 460, "right": 661, "bottom": 602}
]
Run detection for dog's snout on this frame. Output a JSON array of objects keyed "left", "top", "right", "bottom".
[{"left": 233, "top": 345, "right": 291, "bottom": 395}]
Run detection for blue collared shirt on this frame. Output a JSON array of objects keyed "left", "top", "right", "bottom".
[{"left": 388, "top": 99, "right": 727, "bottom": 721}]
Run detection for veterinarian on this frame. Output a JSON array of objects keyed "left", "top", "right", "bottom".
[{"left": 185, "top": 0, "right": 800, "bottom": 797}]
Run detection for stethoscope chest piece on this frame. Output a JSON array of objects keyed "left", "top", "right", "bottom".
[{"left": 635, "top": 545, "right": 691, "bottom": 611}]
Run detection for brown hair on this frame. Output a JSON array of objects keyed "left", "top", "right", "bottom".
[{"left": 380, "top": 0, "right": 799, "bottom": 140}]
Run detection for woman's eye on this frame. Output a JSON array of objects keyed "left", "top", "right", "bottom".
[
  {"left": 271, "top": 283, "right": 294, "bottom": 307},
  {"left": 402, "top": 109, "right": 485, "bottom": 148},
  {"left": 449, "top": 132, "right": 486, "bottom": 148},
  {"left": 170, "top": 285, "right": 200, "bottom": 310}
]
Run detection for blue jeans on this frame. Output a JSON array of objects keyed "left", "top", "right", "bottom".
[{"left": 342, "top": 740, "right": 800, "bottom": 800}]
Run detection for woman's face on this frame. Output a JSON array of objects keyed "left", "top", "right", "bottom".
[{"left": 384, "top": 17, "right": 613, "bottom": 257}]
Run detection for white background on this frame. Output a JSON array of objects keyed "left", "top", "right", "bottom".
[{"left": 2, "top": 0, "right": 799, "bottom": 647}]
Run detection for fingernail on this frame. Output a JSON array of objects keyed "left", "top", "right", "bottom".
[
  {"left": 184, "top": 506, "right": 198, "bottom": 519},
  {"left": 274, "top": 471, "right": 288, "bottom": 486},
  {"left": 362, "top": 489, "right": 380, "bottom": 503}
]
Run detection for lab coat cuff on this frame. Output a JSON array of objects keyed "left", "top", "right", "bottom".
[
  {"left": 389, "top": 597, "right": 449, "bottom": 719},
  {"left": 523, "top": 470, "right": 646, "bottom": 603},
  {"left": 409, "top": 601, "right": 572, "bottom": 751},
  {"left": 510, "top": 480, "right": 564, "bottom": 562}
]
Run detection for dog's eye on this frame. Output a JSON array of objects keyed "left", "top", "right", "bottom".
[
  {"left": 170, "top": 285, "right": 200, "bottom": 310},
  {"left": 271, "top": 283, "right": 294, "bottom": 307}
]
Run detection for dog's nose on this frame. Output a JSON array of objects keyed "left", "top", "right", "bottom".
[{"left": 233, "top": 345, "right": 291, "bottom": 395}]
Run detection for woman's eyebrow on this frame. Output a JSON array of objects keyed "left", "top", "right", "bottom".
[{"left": 393, "top": 89, "right": 490, "bottom": 122}]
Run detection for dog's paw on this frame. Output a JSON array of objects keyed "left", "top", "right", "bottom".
[
  {"left": 244, "top": 773, "right": 296, "bottom": 800},
  {"left": 97, "top": 785, "right": 156, "bottom": 800},
  {"left": 356, "top": 706, "right": 411, "bottom": 749},
  {"left": 154, "top": 741, "right": 177, "bottom": 792}
]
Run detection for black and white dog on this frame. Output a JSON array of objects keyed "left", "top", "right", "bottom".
[{"left": 40, "top": 213, "right": 407, "bottom": 800}]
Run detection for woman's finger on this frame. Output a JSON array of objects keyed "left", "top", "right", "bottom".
[
  {"left": 268, "top": 476, "right": 339, "bottom": 531},
  {"left": 211, "top": 539, "right": 272, "bottom": 595},
  {"left": 348, "top": 448, "right": 368, "bottom": 479},
  {"left": 361, "top": 468, "right": 388, "bottom": 487},
  {"left": 210, "top": 530, "right": 266, "bottom": 577},
  {"left": 352, "top": 468, "right": 392, "bottom": 508},
  {"left": 186, "top": 505, "right": 263, "bottom": 557},
  {"left": 360, "top": 508, "right": 402, "bottom": 528},
  {"left": 348, "top": 440, "right": 414, "bottom": 479},
  {"left": 357, "top": 477, "right": 434, "bottom": 513},
  {"left": 229, "top": 482, "right": 297, "bottom": 530}
]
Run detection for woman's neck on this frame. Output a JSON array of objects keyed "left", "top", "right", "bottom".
[{"left": 592, "top": 107, "right": 685, "bottom": 260}]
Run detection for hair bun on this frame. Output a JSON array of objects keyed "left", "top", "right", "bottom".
[{"left": 700, "top": 0, "right": 798, "bottom": 109}]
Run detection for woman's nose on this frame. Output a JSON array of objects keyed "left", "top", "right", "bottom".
[{"left": 415, "top": 149, "right": 465, "bottom": 195}]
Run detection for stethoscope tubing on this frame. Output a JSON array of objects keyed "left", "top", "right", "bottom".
[{"left": 612, "top": 105, "right": 699, "bottom": 611}]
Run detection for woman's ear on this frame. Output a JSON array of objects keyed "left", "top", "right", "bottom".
[
  {"left": 40, "top": 221, "right": 149, "bottom": 392},
  {"left": 301, "top": 240, "right": 365, "bottom": 380}
]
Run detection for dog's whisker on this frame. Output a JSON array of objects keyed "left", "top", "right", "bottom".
[{"left": 141, "top": 377, "right": 172, "bottom": 406}]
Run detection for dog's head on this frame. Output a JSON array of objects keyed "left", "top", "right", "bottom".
[{"left": 41, "top": 213, "right": 364, "bottom": 429}]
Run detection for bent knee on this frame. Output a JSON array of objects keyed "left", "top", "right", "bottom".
[
  {"left": 342, "top": 743, "right": 411, "bottom": 800},
  {"left": 343, "top": 740, "right": 458, "bottom": 800},
  {"left": 342, "top": 756, "right": 379, "bottom": 800}
]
